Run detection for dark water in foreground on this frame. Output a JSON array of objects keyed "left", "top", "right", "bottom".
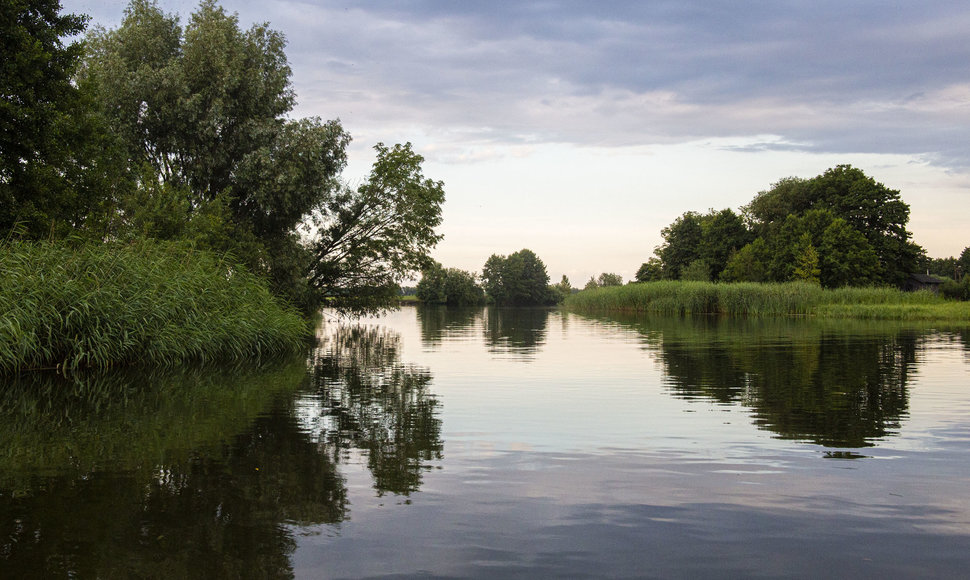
[{"left": 2, "top": 306, "right": 970, "bottom": 578}]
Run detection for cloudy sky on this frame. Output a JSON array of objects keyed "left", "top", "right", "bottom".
[{"left": 64, "top": 0, "right": 970, "bottom": 283}]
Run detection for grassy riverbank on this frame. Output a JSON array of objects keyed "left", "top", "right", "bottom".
[
  {"left": 564, "top": 281, "right": 970, "bottom": 321},
  {"left": 1, "top": 240, "right": 309, "bottom": 373}
]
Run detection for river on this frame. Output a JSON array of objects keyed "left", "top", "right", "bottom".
[{"left": 2, "top": 306, "right": 969, "bottom": 578}]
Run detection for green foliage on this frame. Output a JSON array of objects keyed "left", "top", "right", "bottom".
[
  {"left": 552, "top": 274, "right": 573, "bottom": 302},
  {"left": 597, "top": 272, "right": 623, "bottom": 287},
  {"left": 416, "top": 262, "right": 485, "bottom": 306},
  {"left": 80, "top": 0, "right": 358, "bottom": 305},
  {"left": 481, "top": 249, "right": 554, "bottom": 306},
  {"left": 654, "top": 208, "right": 751, "bottom": 281},
  {"left": 0, "top": 0, "right": 120, "bottom": 238},
  {"left": 747, "top": 165, "right": 921, "bottom": 285},
  {"left": 681, "top": 259, "right": 711, "bottom": 282},
  {"left": 0, "top": 239, "right": 308, "bottom": 372},
  {"left": 650, "top": 166, "right": 924, "bottom": 289},
  {"left": 791, "top": 233, "right": 821, "bottom": 284},
  {"left": 77, "top": 2, "right": 446, "bottom": 313},
  {"left": 305, "top": 142, "right": 445, "bottom": 314},
  {"left": 656, "top": 211, "right": 704, "bottom": 279},
  {"left": 721, "top": 237, "right": 769, "bottom": 283},
  {"left": 565, "top": 280, "right": 970, "bottom": 321},
  {"left": 941, "top": 275, "right": 970, "bottom": 301},
  {"left": 635, "top": 258, "right": 663, "bottom": 282}
]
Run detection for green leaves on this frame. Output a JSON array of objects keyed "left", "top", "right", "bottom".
[
  {"left": 305, "top": 143, "right": 445, "bottom": 314},
  {"left": 481, "top": 249, "right": 553, "bottom": 306}
]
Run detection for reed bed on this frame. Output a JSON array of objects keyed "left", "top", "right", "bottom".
[
  {"left": 1, "top": 240, "right": 309, "bottom": 372},
  {"left": 564, "top": 281, "right": 970, "bottom": 321}
]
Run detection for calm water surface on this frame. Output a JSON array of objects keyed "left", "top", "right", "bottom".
[{"left": 2, "top": 306, "right": 969, "bottom": 578}]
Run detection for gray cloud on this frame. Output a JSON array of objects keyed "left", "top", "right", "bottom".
[{"left": 63, "top": 0, "right": 970, "bottom": 169}]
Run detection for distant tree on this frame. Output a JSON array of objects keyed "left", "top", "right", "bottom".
[
  {"left": 721, "top": 238, "right": 769, "bottom": 283},
  {"left": 597, "top": 272, "right": 623, "bottom": 287},
  {"left": 700, "top": 208, "right": 752, "bottom": 279},
  {"left": 817, "top": 218, "right": 880, "bottom": 287},
  {"left": 656, "top": 211, "right": 704, "bottom": 279},
  {"left": 654, "top": 208, "right": 752, "bottom": 281},
  {"left": 416, "top": 262, "right": 484, "bottom": 306},
  {"left": 481, "top": 249, "right": 552, "bottom": 305},
  {"left": 746, "top": 165, "right": 921, "bottom": 285},
  {"left": 583, "top": 277, "right": 599, "bottom": 291},
  {"left": 681, "top": 259, "right": 711, "bottom": 282},
  {"left": 959, "top": 247, "right": 970, "bottom": 278},
  {"left": 791, "top": 233, "right": 821, "bottom": 284},
  {"left": 550, "top": 275, "right": 573, "bottom": 302},
  {"left": 763, "top": 209, "right": 878, "bottom": 288},
  {"left": 635, "top": 258, "right": 663, "bottom": 282}
]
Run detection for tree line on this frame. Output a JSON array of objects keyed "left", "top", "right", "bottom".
[
  {"left": 416, "top": 249, "right": 571, "bottom": 306},
  {"left": 635, "top": 165, "right": 966, "bottom": 291},
  {"left": 2, "top": 0, "right": 444, "bottom": 314}
]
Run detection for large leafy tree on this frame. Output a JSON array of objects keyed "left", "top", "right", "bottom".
[
  {"left": 654, "top": 208, "right": 751, "bottom": 281},
  {"left": 307, "top": 143, "right": 445, "bottom": 313},
  {"left": 655, "top": 211, "right": 704, "bottom": 280},
  {"left": 481, "top": 249, "right": 553, "bottom": 306},
  {"left": 0, "top": 0, "right": 108, "bottom": 237},
  {"left": 82, "top": 1, "right": 349, "bottom": 242},
  {"left": 747, "top": 165, "right": 922, "bottom": 285},
  {"left": 81, "top": 1, "right": 443, "bottom": 311}
]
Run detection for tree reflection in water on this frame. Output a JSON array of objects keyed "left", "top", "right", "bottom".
[
  {"left": 608, "top": 314, "right": 921, "bottom": 448},
  {"left": 303, "top": 323, "right": 443, "bottom": 495},
  {"left": 482, "top": 307, "right": 550, "bottom": 358},
  {"left": 0, "top": 322, "right": 442, "bottom": 577}
]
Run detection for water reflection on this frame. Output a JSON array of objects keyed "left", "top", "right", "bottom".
[
  {"left": 482, "top": 307, "right": 550, "bottom": 358},
  {"left": 0, "top": 321, "right": 442, "bottom": 577},
  {"left": 0, "top": 360, "right": 337, "bottom": 577},
  {"left": 302, "top": 323, "right": 443, "bottom": 495},
  {"left": 414, "top": 305, "right": 552, "bottom": 360},
  {"left": 414, "top": 305, "right": 482, "bottom": 347},
  {"left": 605, "top": 314, "right": 921, "bottom": 448}
]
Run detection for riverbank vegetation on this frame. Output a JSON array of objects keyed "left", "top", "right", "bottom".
[
  {"left": 2, "top": 0, "right": 446, "bottom": 372},
  {"left": 415, "top": 249, "right": 568, "bottom": 306},
  {"left": 0, "top": 240, "right": 308, "bottom": 372},
  {"left": 565, "top": 281, "right": 970, "bottom": 321},
  {"left": 636, "top": 166, "right": 936, "bottom": 289}
]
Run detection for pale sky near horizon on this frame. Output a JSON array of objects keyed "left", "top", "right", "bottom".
[{"left": 63, "top": 0, "right": 970, "bottom": 285}]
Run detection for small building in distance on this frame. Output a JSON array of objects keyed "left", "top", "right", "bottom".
[{"left": 902, "top": 273, "right": 945, "bottom": 293}]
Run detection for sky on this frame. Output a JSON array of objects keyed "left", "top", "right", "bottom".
[{"left": 63, "top": 0, "right": 970, "bottom": 284}]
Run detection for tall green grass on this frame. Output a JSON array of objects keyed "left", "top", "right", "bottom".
[
  {"left": 1, "top": 240, "right": 309, "bottom": 372},
  {"left": 564, "top": 281, "right": 970, "bottom": 321}
]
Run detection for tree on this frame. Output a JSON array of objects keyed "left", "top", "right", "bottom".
[
  {"left": 550, "top": 274, "right": 573, "bottom": 302},
  {"left": 959, "top": 247, "right": 970, "bottom": 278},
  {"left": 416, "top": 262, "right": 485, "bottom": 306},
  {"left": 583, "top": 277, "right": 599, "bottom": 291},
  {"left": 81, "top": 1, "right": 444, "bottom": 312},
  {"left": 817, "top": 218, "right": 880, "bottom": 287},
  {"left": 791, "top": 233, "right": 821, "bottom": 284},
  {"left": 681, "top": 259, "right": 711, "bottom": 282},
  {"left": 655, "top": 211, "right": 704, "bottom": 279},
  {"left": 597, "top": 272, "right": 623, "bottom": 287},
  {"left": 0, "top": 0, "right": 102, "bottom": 237},
  {"left": 700, "top": 208, "right": 752, "bottom": 280},
  {"left": 81, "top": 1, "right": 351, "bottom": 300},
  {"left": 721, "top": 238, "right": 769, "bottom": 283},
  {"left": 481, "top": 249, "right": 552, "bottom": 306},
  {"left": 746, "top": 165, "right": 921, "bottom": 285},
  {"left": 305, "top": 143, "right": 445, "bottom": 313},
  {"left": 635, "top": 258, "right": 663, "bottom": 282}
]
